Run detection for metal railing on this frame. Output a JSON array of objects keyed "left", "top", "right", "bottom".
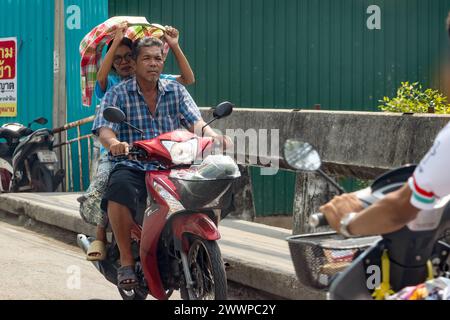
[{"left": 52, "top": 115, "right": 97, "bottom": 192}]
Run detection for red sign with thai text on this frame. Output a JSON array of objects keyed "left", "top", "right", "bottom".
[
  {"left": 0, "top": 37, "right": 17, "bottom": 117},
  {"left": 0, "top": 40, "right": 15, "bottom": 80}
]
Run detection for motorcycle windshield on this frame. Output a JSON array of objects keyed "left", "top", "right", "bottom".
[
  {"left": 170, "top": 177, "right": 234, "bottom": 210},
  {"left": 170, "top": 155, "right": 241, "bottom": 181}
]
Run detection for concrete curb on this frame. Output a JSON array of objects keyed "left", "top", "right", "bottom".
[
  {"left": 222, "top": 254, "right": 324, "bottom": 300},
  {"left": 0, "top": 192, "right": 96, "bottom": 236},
  {"left": 0, "top": 192, "right": 324, "bottom": 300}
]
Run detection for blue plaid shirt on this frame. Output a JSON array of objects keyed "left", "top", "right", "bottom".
[{"left": 92, "top": 76, "right": 202, "bottom": 171}]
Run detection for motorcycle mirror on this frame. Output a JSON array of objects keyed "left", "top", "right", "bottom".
[
  {"left": 104, "top": 107, "right": 126, "bottom": 123},
  {"left": 283, "top": 139, "right": 347, "bottom": 194},
  {"left": 34, "top": 117, "right": 48, "bottom": 125},
  {"left": 201, "top": 101, "right": 235, "bottom": 136},
  {"left": 28, "top": 117, "right": 48, "bottom": 128},
  {"left": 213, "top": 101, "right": 234, "bottom": 119},
  {"left": 283, "top": 140, "right": 322, "bottom": 172},
  {"left": 104, "top": 106, "right": 145, "bottom": 140}
]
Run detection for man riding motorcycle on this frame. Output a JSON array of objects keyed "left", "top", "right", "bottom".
[
  {"left": 320, "top": 122, "right": 450, "bottom": 238},
  {"left": 92, "top": 37, "right": 231, "bottom": 290}
]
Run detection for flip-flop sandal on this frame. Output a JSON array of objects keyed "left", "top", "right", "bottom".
[
  {"left": 117, "top": 265, "right": 138, "bottom": 290},
  {"left": 86, "top": 240, "right": 106, "bottom": 261}
]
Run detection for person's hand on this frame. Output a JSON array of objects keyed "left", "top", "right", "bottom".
[
  {"left": 114, "top": 22, "right": 128, "bottom": 44},
  {"left": 319, "top": 193, "right": 364, "bottom": 232},
  {"left": 163, "top": 26, "right": 179, "bottom": 48},
  {"left": 212, "top": 135, "right": 233, "bottom": 151},
  {"left": 110, "top": 141, "right": 129, "bottom": 156}
]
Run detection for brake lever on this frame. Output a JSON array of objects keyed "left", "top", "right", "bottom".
[{"left": 108, "top": 153, "right": 129, "bottom": 162}]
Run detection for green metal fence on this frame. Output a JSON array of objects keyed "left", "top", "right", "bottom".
[{"left": 107, "top": 0, "right": 450, "bottom": 215}]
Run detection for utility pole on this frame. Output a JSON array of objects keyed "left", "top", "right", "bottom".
[{"left": 52, "top": 0, "right": 67, "bottom": 191}]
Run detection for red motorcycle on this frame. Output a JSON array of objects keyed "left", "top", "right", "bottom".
[{"left": 77, "top": 102, "right": 239, "bottom": 300}]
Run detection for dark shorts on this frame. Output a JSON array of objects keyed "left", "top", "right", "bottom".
[{"left": 101, "top": 165, "right": 147, "bottom": 216}]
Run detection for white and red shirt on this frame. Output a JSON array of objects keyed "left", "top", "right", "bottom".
[{"left": 408, "top": 122, "right": 450, "bottom": 210}]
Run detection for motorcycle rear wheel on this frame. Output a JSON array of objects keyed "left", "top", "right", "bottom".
[
  {"left": 181, "top": 236, "right": 227, "bottom": 300},
  {"left": 30, "top": 163, "right": 53, "bottom": 192}
]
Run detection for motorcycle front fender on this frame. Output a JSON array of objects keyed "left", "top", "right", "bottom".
[
  {"left": 171, "top": 213, "right": 221, "bottom": 243},
  {"left": 0, "top": 157, "right": 13, "bottom": 174}
]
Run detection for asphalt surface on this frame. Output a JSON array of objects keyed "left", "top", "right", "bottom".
[
  {"left": 0, "top": 212, "right": 274, "bottom": 300},
  {"left": 0, "top": 213, "right": 183, "bottom": 300},
  {"left": 0, "top": 192, "right": 322, "bottom": 299}
]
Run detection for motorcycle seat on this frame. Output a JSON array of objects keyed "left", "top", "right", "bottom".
[{"left": 0, "top": 127, "right": 32, "bottom": 141}]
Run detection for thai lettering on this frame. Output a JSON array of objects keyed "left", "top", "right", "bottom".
[
  {"left": 4, "top": 47, "right": 13, "bottom": 59},
  {"left": 0, "top": 106, "right": 16, "bottom": 113},
  {"left": 0, "top": 47, "right": 13, "bottom": 59},
  {"left": 0, "top": 65, "right": 12, "bottom": 79},
  {"left": 0, "top": 82, "right": 14, "bottom": 93}
]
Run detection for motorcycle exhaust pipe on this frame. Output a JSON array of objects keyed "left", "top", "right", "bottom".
[
  {"left": 76, "top": 234, "right": 91, "bottom": 253},
  {"left": 76, "top": 234, "right": 101, "bottom": 271}
]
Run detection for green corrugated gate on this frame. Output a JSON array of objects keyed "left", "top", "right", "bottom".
[{"left": 110, "top": 0, "right": 450, "bottom": 216}]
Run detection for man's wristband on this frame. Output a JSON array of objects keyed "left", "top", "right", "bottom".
[{"left": 339, "top": 212, "right": 359, "bottom": 238}]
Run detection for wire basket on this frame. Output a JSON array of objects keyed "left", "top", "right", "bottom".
[{"left": 287, "top": 231, "right": 380, "bottom": 290}]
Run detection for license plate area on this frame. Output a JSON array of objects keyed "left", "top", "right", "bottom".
[{"left": 37, "top": 150, "right": 58, "bottom": 163}]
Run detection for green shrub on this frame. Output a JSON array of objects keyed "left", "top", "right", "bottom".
[{"left": 378, "top": 82, "right": 450, "bottom": 114}]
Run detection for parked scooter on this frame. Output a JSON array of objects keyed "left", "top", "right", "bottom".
[
  {"left": 77, "top": 102, "right": 240, "bottom": 300},
  {"left": 9, "top": 120, "right": 66, "bottom": 192},
  {"left": 0, "top": 117, "right": 64, "bottom": 192},
  {"left": 284, "top": 140, "right": 450, "bottom": 300}
]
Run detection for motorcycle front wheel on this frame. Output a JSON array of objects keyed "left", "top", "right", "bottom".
[
  {"left": 118, "top": 287, "right": 148, "bottom": 300},
  {"left": 181, "top": 236, "right": 227, "bottom": 300}
]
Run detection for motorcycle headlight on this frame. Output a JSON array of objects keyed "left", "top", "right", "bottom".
[
  {"left": 162, "top": 139, "right": 198, "bottom": 165},
  {"left": 153, "top": 182, "right": 185, "bottom": 214}
]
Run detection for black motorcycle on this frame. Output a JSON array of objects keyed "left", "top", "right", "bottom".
[
  {"left": 284, "top": 140, "right": 450, "bottom": 300},
  {"left": 0, "top": 117, "right": 49, "bottom": 192},
  {"left": 0, "top": 117, "right": 65, "bottom": 192}
]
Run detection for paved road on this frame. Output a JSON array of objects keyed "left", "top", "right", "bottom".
[
  {"left": 0, "top": 213, "right": 266, "bottom": 300},
  {"left": 0, "top": 215, "right": 183, "bottom": 300},
  {"left": 0, "top": 192, "right": 317, "bottom": 299}
]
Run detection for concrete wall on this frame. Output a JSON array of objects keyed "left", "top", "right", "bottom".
[
  {"left": 201, "top": 108, "right": 450, "bottom": 178},
  {"left": 200, "top": 108, "right": 450, "bottom": 232}
]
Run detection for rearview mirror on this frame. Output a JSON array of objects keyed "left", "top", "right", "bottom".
[
  {"left": 28, "top": 117, "right": 48, "bottom": 128},
  {"left": 213, "top": 101, "right": 234, "bottom": 119},
  {"left": 34, "top": 117, "right": 48, "bottom": 125},
  {"left": 104, "top": 107, "right": 126, "bottom": 123},
  {"left": 283, "top": 140, "right": 322, "bottom": 172},
  {"left": 103, "top": 106, "right": 145, "bottom": 139}
]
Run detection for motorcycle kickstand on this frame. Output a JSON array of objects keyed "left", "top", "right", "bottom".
[{"left": 180, "top": 251, "right": 196, "bottom": 300}]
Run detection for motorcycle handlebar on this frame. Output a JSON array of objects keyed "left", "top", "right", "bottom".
[
  {"left": 308, "top": 213, "right": 329, "bottom": 228},
  {"left": 309, "top": 188, "right": 373, "bottom": 229},
  {"left": 108, "top": 150, "right": 145, "bottom": 160}
]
